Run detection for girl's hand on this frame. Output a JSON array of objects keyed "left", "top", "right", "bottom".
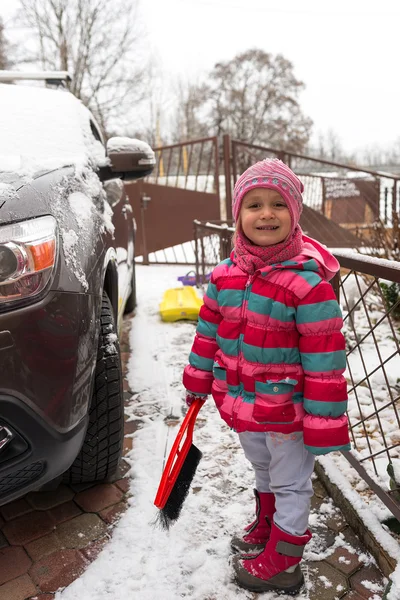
[{"left": 185, "top": 393, "right": 206, "bottom": 407}]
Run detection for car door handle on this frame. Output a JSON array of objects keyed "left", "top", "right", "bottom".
[{"left": 0, "top": 425, "right": 13, "bottom": 452}]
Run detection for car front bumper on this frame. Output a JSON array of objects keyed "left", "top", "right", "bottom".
[
  {"left": 0, "top": 393, "right": 88, "bottom": 505},
  {"left": 0, "top": 289, "right": 101, "bottom": 504}
]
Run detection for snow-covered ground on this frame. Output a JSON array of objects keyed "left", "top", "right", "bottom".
[{"left": 51, "top": 264, "right": 398, "bottom": 600}]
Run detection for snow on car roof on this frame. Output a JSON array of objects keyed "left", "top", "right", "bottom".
[{"left": 0, "top": 83, "right": 107, "bottom": 179}]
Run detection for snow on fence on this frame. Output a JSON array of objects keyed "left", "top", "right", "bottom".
[{"left": 194, "top": 220, "right": 400, "bottom": 521}]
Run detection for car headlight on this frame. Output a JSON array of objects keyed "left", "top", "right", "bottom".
[{"left": 0, "top": 216, "right": 57, "bottom": 307}]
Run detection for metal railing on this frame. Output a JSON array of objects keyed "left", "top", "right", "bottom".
[
  {"left": 149, "top": 136, "right": 220, "bottom": 197},
  {"left": 194, "top": 220, "right": 233, "bottom": 284},
  {"left": 225, "top": 136, "right": 400, "bottom": 252},
  {"left": 194, "top": 220, "right": 400, "bottom": 519}
]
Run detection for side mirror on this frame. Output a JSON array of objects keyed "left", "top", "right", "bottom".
[{"left": 99, "top": 137, "right": 156, "bottom": 182}]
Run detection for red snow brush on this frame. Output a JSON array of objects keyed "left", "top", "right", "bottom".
[{"left": 154, "top": 398, "right": 205, "bottom": 529}]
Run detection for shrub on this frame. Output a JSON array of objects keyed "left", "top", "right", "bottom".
[{"left": 380, "top": 282, "right": 400, "bottom": 320}]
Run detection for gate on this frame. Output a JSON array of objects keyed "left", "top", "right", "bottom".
[{"left": 125, "top": 137, "right": 221, "bottom": 264}]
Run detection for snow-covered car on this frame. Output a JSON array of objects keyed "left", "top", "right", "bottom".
[{"left": 0, "top": 72, "right": 155, "bottom": 505}]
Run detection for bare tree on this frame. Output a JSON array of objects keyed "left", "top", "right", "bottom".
[
  {"left": 307, "top": 128, "right": 357, "bottom": 164},
  {"left": 16, "top": 0, "right": 149, "bottom": 135},
  {"left": 132, "top": 63, "right": 173, "bottom": 147},
  {"left": 171, "top": 79, "right": 210, "bottom": 143},
  {"left": 0, "top": 18, "right": 13, "bottom": 69},
  {"left": 188, "top": 49, "right": 312, "bottom": 152},
  {"left": 316, "top": 129, "right": 344, "bottom": 161}
]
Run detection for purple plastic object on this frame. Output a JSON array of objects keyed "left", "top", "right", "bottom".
[{"left": 177, "top": 271, "right": 211, "bottom": 286}]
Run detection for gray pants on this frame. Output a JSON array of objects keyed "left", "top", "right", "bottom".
[{"left": 238, "top": 431, "right": 315, "bottom": 536}]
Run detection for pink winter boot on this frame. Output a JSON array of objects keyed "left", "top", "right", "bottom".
[
  {"left": 233, "top": 521, "right": 312, "bottom": 595},
  {"left": 231, "top": 489, "right": 275, "bottom": 554}
]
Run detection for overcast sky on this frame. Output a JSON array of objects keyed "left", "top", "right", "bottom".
[{"left": 2, "top": 0, "right": 399, "bottom": 155}]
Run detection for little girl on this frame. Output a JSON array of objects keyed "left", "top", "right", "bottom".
[{"left": 183, "top": 158, "right": 350, "bottom": 595}]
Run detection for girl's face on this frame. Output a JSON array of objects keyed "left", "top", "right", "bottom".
[{"left": 239, "top": 188, "right": 292, "bottom": 246}]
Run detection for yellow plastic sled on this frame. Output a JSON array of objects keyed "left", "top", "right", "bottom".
[{"left": 160, "top": 286, "right": 203, "bottom": 322}]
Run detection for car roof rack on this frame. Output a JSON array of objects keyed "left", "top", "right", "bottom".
[{"left": 0, "top": 71, "right": 72, "bottom": 87}]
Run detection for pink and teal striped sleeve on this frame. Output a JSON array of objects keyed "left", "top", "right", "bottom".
[
  {"left": 296, "top": 281, "right": 351, "bottom": 455},
  {"left": 183, "top": 275, "right": 222, "bottom": 397}
]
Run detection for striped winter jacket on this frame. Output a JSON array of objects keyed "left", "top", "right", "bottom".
[{"left": 183, "top": 252, "right": 351, "bottom": 455}]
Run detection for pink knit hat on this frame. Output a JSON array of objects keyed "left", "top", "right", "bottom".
[{"left": 232, "top": 158, "right": 304, "bottom": 234}]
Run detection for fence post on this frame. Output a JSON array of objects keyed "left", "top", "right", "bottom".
[
  {"left": 384, "top": 187, "right": 388, "bottom": 224},
  {"left": 232, "top": 140, "right": 238, "bottom": 182},
  {"left": 392, "top": 180, "right": 399, "bottom": 254},
  {"left": 194, "top": 220, "right": 200, "bottom": 287},
  {"left": 321, "top": 177, "right": 326, "bottom": 217},
  {"left": 223, "top": 134, "right": 233, "bottom": 221},
  {"left": 213, "top": 137, "right": 221, "bottom": 218},
  {"left": 140, "top": 192, "right": 150, "bottom": 265},
  {"left": 331, "top": 272, "right": 340, "bottom": 302},
  {"left": 221, "top": 230, "right": 231, "bottom": 260},
  {"left": 277, "top": 150, "right": 287, "bottom": 163},
  {"left": 200, "top": 234, "right": 206, "bottom": 285}
]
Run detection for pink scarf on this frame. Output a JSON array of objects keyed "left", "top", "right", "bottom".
[{"left": 234, "top": 226, "right": 304, "bottom": 274}]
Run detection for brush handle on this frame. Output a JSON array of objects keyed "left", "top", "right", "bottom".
[{"left": 154, "top": 398, "right": 205, "bottom": 509}]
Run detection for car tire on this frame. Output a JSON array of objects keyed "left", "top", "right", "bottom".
[
  {"left": 124, "top": 260, "right": 137, "bottom": 313},
  {"left": 64, "top": 292, "right": 124, "bottom": 483}
]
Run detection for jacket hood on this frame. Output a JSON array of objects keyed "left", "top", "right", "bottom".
[{"left": 299, "top": 235, "right": 340, "bottom": 281}]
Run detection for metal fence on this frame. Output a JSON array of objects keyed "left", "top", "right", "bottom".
[
  {"left": 132, "top": 137, "right": 223, "bottom": 265},
  {"left": 194, "top": 220, "right": 400, "bottom": 520},
  {"left": 142, "top": 136, "right": 400, "bottom": 264},
  {"left": 225, "top": 136, "right": 400, "bottom": 255},
  {"left": 149, "top": 136, "right": 220, "bottom": 196}
]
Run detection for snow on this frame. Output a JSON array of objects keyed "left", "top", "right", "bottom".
[
  {"left": 318, "top": 575, "right": 332, "bottom": 588},
  {"left": 68, "top": 192, "right": 94, "bottom": 224},
  {"left": 62, "top": 230, "right": 89, "bottom": 292},
  {"left": 0, "top": 83, "right": 107, "bottom": 176},
  {"left": 52, "top": 178, "right": 100, "bottom": 291},
  {"left": 51, "top": 169, "right": 115, "bottom": 290},
  {"left": 361, "top": 579, "right": 385, "bottom": 593},
  {"left": 335, "top": 249, "right": 400, "bottom": 273},
  {"left": 318, "top": 455, "right": 400, "bottom": 561},
  {"left": 54, "top": 264, "right": 385, "bottom": 600},
  {"left": 392, "top": 462, "right": 400, "bottom": 485},
  {"left": 389, "top": 565, "right": 400, "bottom": 600},
  {"left": 0, "top": 182, "right": 18, "bottom": 201},
  {"left": 0, "top": 81, "right": 116, "bottom": 291},
  {"left": 340, "top": 273, "right": 368, "bottom": 312},
  {"left": 107, "top": 137, "right": 156, "bottom": 166},
  {"left": 101, "top": 199, "right": 115, "bottom": 236},
  {"left": 108, "top": 137, "right": 154, "bottom": 156}
]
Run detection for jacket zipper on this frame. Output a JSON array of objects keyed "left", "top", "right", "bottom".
[
  {"left": 239, "top": 274, "right": 253, "bottom": 354},
  {"left": 233, "top": 275, "right": 254, "bottom": 430}
]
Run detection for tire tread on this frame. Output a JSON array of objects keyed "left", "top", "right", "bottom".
[{"left": 65, "top": 292, "right": 124, "bottom": 483}]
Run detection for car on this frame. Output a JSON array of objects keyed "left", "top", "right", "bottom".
[{"left": 0, "top": 71, "right": 155, "bottom": 505}]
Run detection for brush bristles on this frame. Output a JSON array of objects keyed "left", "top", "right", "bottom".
[{"left": 155, "top": 444, "right": 202, "bottom": 530}]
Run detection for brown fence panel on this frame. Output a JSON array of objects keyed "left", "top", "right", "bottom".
[
  {"left": 125, "top": 136, "right": 221, "bottom": 264},
  {"left": 126, "top": 182, "right": 220, "bottom": 263}
]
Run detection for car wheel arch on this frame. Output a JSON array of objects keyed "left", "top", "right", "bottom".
[{"left": 102, "top": 251, "right": 118, "bottom": 324}]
